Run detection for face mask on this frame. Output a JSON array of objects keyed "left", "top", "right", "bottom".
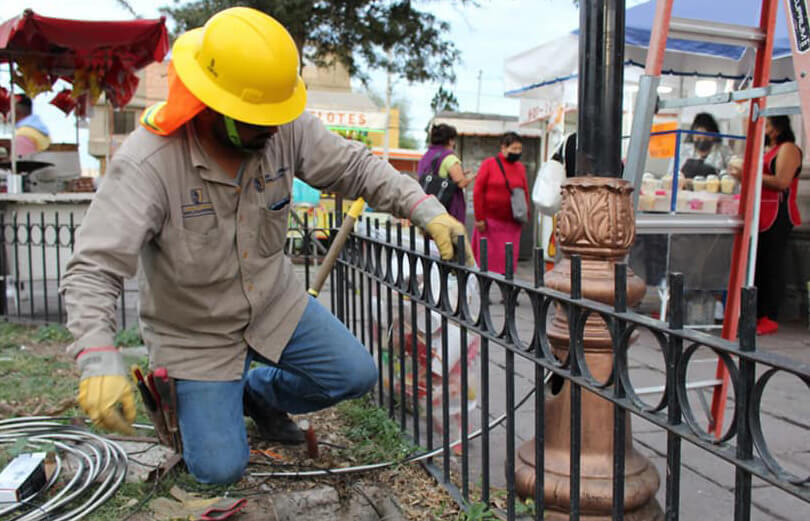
[
  {"left": 222, "top": 116, "right": 272, "bottom": 152},
  {"left": 506, "top": 152, "right": 522, "bottom": 163},
  {"left": 695, "top": 140, "right": 713, "bottom": 153}
]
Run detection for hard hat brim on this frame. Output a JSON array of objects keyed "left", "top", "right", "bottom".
[{"left": 172, "top": 28, "right": 307, "bottom": 127}]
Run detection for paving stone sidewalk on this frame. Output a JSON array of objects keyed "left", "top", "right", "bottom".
[{"left": 309, "top": 260, "right": 810, "bottom": 521}]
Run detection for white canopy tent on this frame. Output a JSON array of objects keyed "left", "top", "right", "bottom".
[{"left": 504, "top": 0, "right": 798, "bottom": 142}]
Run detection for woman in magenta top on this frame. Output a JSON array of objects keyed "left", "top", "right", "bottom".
[
  {"left": 472, "top": 132, "right": 530, "bottom": 274},
  {"left": 417, "top": 124, "right": 473, "bottom": 224}
]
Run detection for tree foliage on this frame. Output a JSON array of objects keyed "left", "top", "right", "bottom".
[
  {"left": 160, "top": 0, "right": 465, "bottom": 84},
  {"left": 115, "top": 0, "right": 138, "bottom": 17},
  {"left": 430, "top": 86, "right": 459, "bottom": 114}
]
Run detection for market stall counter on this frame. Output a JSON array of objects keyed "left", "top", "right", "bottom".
[{"left": 629, "top": 128, "right": 746, "bottom": 325}]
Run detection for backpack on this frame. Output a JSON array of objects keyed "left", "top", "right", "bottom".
[{"left": 419, "top": 150, "right": 458, "bottom": 208}]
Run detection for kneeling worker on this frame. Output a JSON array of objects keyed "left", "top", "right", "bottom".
[{"left": 60, "top": 7, "right": 471, "bottom": 484}]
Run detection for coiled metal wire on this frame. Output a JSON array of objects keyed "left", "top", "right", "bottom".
[{"left": 0, "top": 416, "right": 128, "bottom": 521}]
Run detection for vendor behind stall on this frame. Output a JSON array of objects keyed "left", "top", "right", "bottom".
[
  {"left": 14, "top": 95, "right": 50, "bottom": 157},
  {"left": 672, "top": 112, "right": 732, "bottom": 178}
]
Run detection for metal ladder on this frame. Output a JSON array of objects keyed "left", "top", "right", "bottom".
[{"left": 623, "top": 0, "right": 810, "bottom": 438}]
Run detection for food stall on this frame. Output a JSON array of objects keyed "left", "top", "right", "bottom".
[
  {"left": 506, "top": 0, "right": 808, "bottom": 323},
  {"left": 0, "top": 10, "right": 168, "bottom": 321}
]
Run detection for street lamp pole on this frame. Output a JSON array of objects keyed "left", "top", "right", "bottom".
[
  {"left": 514, "top": 1, "right": 663, "bottom": 519},
  {"left": 576, "top": 0, "right": 625, "bottom": 178}
]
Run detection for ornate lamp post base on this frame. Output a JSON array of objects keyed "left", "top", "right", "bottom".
[{"left": 514, "top": 178, "right": 662, "bottom": 520}]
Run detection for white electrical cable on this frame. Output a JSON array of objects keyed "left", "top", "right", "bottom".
[
  {"left": 0, "top": 373, "right": 548, "bottom": 514},
  {"left": 0, "top": 417, "right": 129, "bottom": 521},
  {"left": 251, "top": 373, "right": 549, "bottom": 479}
]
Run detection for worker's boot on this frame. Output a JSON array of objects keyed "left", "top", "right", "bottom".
[{"left": 243, "top": 392, "right": 305, "bottom": 444}]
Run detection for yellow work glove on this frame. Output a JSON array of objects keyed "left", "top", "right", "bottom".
[
  {"left": 410, "top": 196, "right": 475, "bottom": 265},
  {"left": 425, "top": 213, "right": 476, "bottom": 266},
  {"left": 76, "top": 347, "right": 136, "bottom": 434}
]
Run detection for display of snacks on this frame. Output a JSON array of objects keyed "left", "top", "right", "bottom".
[
  {"left": 720, "top": 174, "right": 736, "bottom": 194},
  {"left": 727, "top": 156, "right": 744, "bottom": 177},
  {"left": 637, "top": 170, "right": 742, "bottom": 216},
  {"left": 641, "top": 173, "right": 661, "bottom": 194},
  {"left": 661, "top": 174, "right": 687, "bottom": 192},
  {"left": 638, "top": 189, "right": 671, "bottom": 212},
  {"left": 705, "top": 174, "right": 720, "bottom": 193}
]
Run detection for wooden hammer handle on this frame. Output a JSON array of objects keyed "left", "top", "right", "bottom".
[{"left": 308, "top": 198, "right": 365, "bottom": 297}]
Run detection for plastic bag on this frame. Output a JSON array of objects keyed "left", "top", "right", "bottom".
[
  {"left": 385, "top": 299, "right": 480, "bottom": 446},
  {"left": 532, "top": 158, "right": 565, "bottom": 215},
  {"left": 365, "top": 224, "right": 481, "bottom": 446}
]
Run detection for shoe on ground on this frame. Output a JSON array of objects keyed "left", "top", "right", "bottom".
[
  {"left": 756, "top": 317, "right": 779, "bottom": 336},
  {"left": 243, "top": 393, "right": 305, "bottom": 444}
]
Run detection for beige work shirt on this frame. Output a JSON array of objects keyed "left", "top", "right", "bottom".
[{"left": 61, "top": 112, "right": 442, "bottom": 381}]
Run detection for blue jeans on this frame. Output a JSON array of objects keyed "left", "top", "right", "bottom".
[{"left": 175, "top": 297, "right": 376, "bottom": 484}]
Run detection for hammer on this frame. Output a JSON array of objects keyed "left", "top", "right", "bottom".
[{"left": 307, "top": 197, "right": 365, "bottom": 298}]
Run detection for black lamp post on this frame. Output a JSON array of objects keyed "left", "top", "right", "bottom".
[{"left": 576, "top": 0, "right": 626, "bottom": 177}]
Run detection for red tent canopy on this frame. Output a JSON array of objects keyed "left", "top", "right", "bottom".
[{"left": 0, "top": 9, "right": 169, "bottom": 109}]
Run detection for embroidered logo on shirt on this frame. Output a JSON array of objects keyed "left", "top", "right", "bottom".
[
  {"left": 182, "top": 188, "right": 215, "bottom": 218},
  {"left": 264, "top": 166, "right": 289, "bottom": 183}
]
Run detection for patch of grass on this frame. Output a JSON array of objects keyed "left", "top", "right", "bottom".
[
  {"left": 115, "top": 326, "right": 143, "bottom": 348},
  {"left": 491, "top": 489, "right": 536, "bottom": 518},
  {"left": 0, "top": 321, "right": 188, "bottom": 521},
  {"left": 431, "top": 498, "right": 455, "bottom": 519},
  {"left": 0, "top": 343, "right": 78, "bottom": 411},
  {"left": 456, "top": 501, "right": 500, "bottom": 521},
  {"left": 33, "top": 324, "right": 73, "bottom": 344},
  {"left": 0, "top": 320, "right": 30, "bottom": 348},
  {"left": 337, "top": 396, "right": 417, "bottom": 464},
  {"left": 89, "top": 481, "right": 155, "bottom": 521}
]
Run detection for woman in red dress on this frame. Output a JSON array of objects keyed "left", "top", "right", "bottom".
[{"left": 472, "top": 132, "right": 530, "bottom": 274}]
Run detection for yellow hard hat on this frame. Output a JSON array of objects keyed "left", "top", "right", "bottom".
[{"left": 171, "top": 7, "right": 307, "bottom": 126}]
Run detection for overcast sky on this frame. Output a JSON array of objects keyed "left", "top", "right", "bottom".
[{"left": 0, "top": 0, "right": 584, "bottom": 169}]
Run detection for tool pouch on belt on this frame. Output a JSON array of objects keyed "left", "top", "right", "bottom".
[
  {"left": 149, "top": 371, "right": 183, "bottom": 453},
  {"left": 158, "top": 377, "right": 182, "bottom": 453},
  {"left": 167, "top": 378, "right": 183, "bottom": 454},
  {"left": 146, "top": 400, "right": 173, "bottom": 448}
]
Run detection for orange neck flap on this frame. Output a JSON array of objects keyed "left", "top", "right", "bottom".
[{"left": 140, "top": 62, "right": 206, "bottom": 136}]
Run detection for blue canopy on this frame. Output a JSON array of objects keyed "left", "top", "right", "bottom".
[{"left": 623, "top": 0, "right": 792, "bottom": 61}]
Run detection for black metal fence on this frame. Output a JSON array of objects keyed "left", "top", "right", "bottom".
[
  {"left": 0, "top": 209, "right": 329, "bottom": 329},
  {"left": 321, "top": 216, "right": 810, "bottom": 521},
  {"left": 0, "top": 211, "right": 134, "bottom": 329},
  {"left": 2, "top": 207, "right": 808, "bottom": 520}
]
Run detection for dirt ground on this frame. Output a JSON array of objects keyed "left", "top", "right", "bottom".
[{"left": 0, "top": 323, "right": 477, "bottom": 521}]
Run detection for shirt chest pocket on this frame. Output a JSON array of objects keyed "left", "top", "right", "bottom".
[
  {"left": 257, "top": 205, "right": 289, "bottom": 257},
  {"left": 161, "top": 226, "right": 238, "bottom": 286},
  {"left": 255, "top": 172, "right": 291, "bottom": 257}
]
